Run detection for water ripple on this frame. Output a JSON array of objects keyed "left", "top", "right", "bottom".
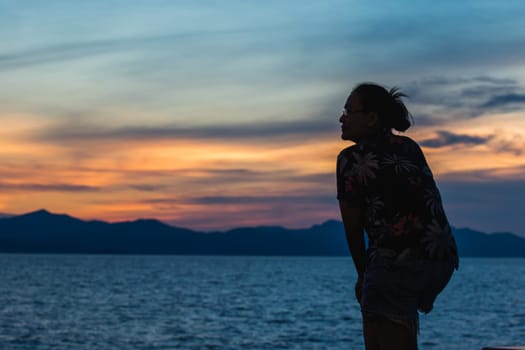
[{"left": 0, "top": 255, "right": 524, "bottom": 350}]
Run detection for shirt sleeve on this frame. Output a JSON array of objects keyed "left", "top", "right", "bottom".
[{"left": 336, "top": 148, "right": 366, "bottom": 207}]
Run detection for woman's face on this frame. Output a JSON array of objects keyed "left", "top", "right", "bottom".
[{"left": 339, "top": 94, "right": 377, "bottom": 142}]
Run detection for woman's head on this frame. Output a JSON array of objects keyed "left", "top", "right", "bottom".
[{"left": 340, "top": 83, "right": 412, "bottom": 142}]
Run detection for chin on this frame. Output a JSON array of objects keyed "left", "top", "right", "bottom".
[
  {"left": 341, "top": 133, "right": 358, "bottom": 143},
  {"left": 341, "top": 133, "right": 352, "bottom": 141}
]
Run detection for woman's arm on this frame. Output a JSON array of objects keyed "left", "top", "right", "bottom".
[{"left": 339, "top": 200, "right": 366, "bottom": 278}]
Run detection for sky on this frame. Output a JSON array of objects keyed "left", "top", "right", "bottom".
[{"left": 1, "top": 1, "right": 525, "bottom": 235}]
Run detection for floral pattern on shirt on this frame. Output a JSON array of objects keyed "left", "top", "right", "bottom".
[{"left": 337, "top": 132, "right": 459, "bottom": 267}]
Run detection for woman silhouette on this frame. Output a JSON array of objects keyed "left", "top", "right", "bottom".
[{"left": 337, "top": 83, "right": 459, "bottom": 350}]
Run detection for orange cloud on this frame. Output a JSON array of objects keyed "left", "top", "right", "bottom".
[{"left": 2, "top": 108, "right": 525, "bottom": 229}]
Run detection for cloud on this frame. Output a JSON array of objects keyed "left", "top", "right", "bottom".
[
  {"left": 0, "top": 182, "right": 98, "bottom": 192},
  {"left": 403, "top": 76, "right": 525, "bottom": 123},
  {"left": 420, "top": 130, "right": 525, "bottom": 155},
  {"left": 126, "top": 169, "right": 334, "bottom": 196},
  {"left": 322, "top": 2, "right": 525, "bottom": 81},
  {"left": 186, "top": 194, "right": 335, "bottom": 205},
  {"left": 0, "top": 41, "right": 117, "bottom": 71},
  {"left": 438, "top": 165, "right": 525, "bottom": 182},
  {"left": 32, "top": 118, "right": 338, "bottom": 144},
  {"left": 480, "top": 93, "right": 525, "bottom": 109},
  {"left": 405, "top": 76, "right": 519, "bottom": 106},
  {"left": 490, "top": 134, "right": 525, "bottom": 156},
  {"left": 121, "top": 168, "right": 278, "bottom": 192},
  {"left": 128, "top": 184, "right": 162, "bottom": 192},
  {"left": 0, "top": 28, "right": 269, "bottom": 71},
  {"left": 144, "top": 193, "right": 339, "bottom": 230},
  {"left": 420, "top": 131, "right": 492, "bottom": 148}
]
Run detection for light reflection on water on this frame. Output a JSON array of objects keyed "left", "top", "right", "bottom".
[{"left": 0, "top": 255, "right": 523, "bottom": 349}]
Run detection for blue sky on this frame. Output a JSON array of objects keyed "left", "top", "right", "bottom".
[{"left": 1, "top": 1, "right": 525, "bottom": 235}]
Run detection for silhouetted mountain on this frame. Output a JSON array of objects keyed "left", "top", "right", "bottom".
[
  {"left": 453, "top": 227, "right": 525, "bottom": 257},
  {"left": 0, "top": 209, "right": 524, "bottom": 256}
]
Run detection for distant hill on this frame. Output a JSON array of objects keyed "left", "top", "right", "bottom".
[
  {"left": 0, "top": 209, "right": 524, "bottom": 257},
  {"left": 452, "top": 227, "right": 525, "bottom": 257}
]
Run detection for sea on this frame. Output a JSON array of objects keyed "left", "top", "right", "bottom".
[{"left": 0, "top": 254, "right": 523, "bottom": 350}]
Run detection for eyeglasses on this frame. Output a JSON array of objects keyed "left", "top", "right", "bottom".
[{"left": 342, "top": 109, "right": 366, "bottom": 117}]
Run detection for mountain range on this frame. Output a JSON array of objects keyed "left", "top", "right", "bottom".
[{"left": 1, "top": 209, "right": 524, "bottom": 257}]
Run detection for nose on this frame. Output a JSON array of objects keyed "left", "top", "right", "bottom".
[{"left": 339, "top": 113, "right": 345, "bottom": 123}]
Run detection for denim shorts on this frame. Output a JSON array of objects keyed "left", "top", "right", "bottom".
[{"left": 361, "top": 253, "right": 455, "bottom": 322}]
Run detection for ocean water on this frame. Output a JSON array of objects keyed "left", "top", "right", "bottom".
[{"left": 0, "top": 255, "right": 523, "bottom": 350}]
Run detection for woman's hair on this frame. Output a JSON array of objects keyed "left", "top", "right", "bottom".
[{"left": 351, "top": 83, "right": 412, "bottom": 132}]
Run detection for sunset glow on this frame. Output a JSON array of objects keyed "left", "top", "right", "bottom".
[{"left": 1, "top": 1, "right": 525, "bottom": 235}]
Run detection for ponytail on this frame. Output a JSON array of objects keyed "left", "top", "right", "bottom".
[{"left": 388, "top": 87, "right": 412, "bottom": 132}]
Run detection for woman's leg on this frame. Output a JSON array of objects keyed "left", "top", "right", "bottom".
[
  {"left": 362, "top": 313, "right": 381, "bottom": 350},
  {"left": 363, "top": 313, "right": 418, "bottom": 350}
]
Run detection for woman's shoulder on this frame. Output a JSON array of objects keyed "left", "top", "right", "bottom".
[
  {"left": 383, "top": 134, "right": 425, "bottom": 156},
  {"left": 337, "top": 143, "right": 361, "bottom": 159}
]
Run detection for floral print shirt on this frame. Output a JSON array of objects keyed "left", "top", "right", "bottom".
[{"left": 337, "top": 131, "right": 458, "bottom": 267}]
